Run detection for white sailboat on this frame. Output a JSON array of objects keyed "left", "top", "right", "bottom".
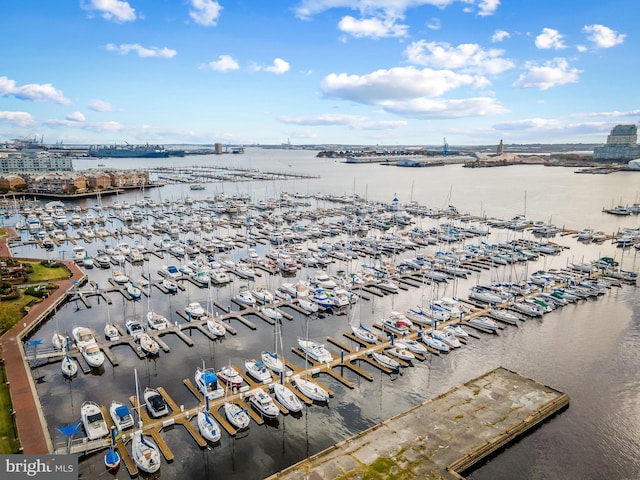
[
  {"left": 197, "top": 396, "right": 222, "bottom": 443},
  {"left": 131, "top": 370, "right": 161, "bottom": 474}
]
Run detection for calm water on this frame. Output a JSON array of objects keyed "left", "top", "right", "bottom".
[{"left": 15, "top": 149, "right": 640, "bottom": 480}]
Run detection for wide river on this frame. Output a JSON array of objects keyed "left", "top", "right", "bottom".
[{"left": 13, "top": 148, "right": 640, "bottom": 479}]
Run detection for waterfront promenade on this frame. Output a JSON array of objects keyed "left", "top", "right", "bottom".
[{"left": 0, "top": 229, "right": 86, "bottom": 453}]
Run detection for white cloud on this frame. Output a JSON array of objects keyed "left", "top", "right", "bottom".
[
  {"left": 66, "top": 112, "right": 86, "bottom": 122},
  {"left": 491, "top": 29, "right": 510, "bottom": 42},
  {"left": 88, "top": 99, "right": 115, "bottom": 112},
  {"left": 583, "top": 24, "right": 626, "bottom": 48},
  {"left": 492, "top": 118, "right": 614, "bottom": 139},
  {"left": 207, "top": 55, "right": 239, "bottom": 72},
  {"left": 512, "top": 58, "right": 581, "bottom": 90},
  {"left": 381, "top": 96, "right": 508, "bottom": 118},
  {"left": 426, "top": 17, "right": 441, "bottom": 30},
  {"left": 535, "top": 28, "right": 566, "bottom": 50},
  {"left": 576, "top": 45, "right": 588, "bottom": 53},
  {"left": 105, "top": 43, "right": 177, "bottom": 58},
  {"left": 81, "top": 0, "right": 136, "bottom": 23},
  {"left": 293, "top": 1, "right": 499, "bottom": 21},
  {"left": 320, "top": 66, "right": 506, "bottom": 118},
  {"left": 278, "top": 113, "right": 407, "bottom": 130},
  {"left": 338, "top": 15, "right": 408, "bottom": 39},
  {"left": 404, "top": 41, "right": 514, "bottom": 75},
  {"left": 253, "top": 58, "right": 290, "bottom": 74},
  {"left": 0, "top": 111, "right": 35, "bottom": 127},
  {"left": 0, "top": 76, "right": 70, "bottom": 104},
  {"left": 477, "top": 0, "right": 500, "bottom": 16},
  {"left": 579, "top": 109, "right": 640, "bottom": 118},
  {"left": 44, "top": 118, "right": 124, "bottom": 132},
  {"left": 322, "top": 66, "right": 477, "bottom": 103},
  {"left": 189, "top": 0, "right": 223, "bottom": 27}
]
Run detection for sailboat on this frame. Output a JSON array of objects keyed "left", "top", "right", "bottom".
[
  {"left": 61, "top": 351, "right": 78, "bottom": 378},
  {"left": 131, "top": 368, "right": 161, "bottom": 474},
  {"left": 104, "top": 427, "right": 120, "bottom": 471},
  {"left": 197, "top": 395, "right": 222, "bottom": 443},
  {"left": 261, "top": 318, "right": 286, "bottom": 373},
  {"left": 294, "top": 316, "right": 330, "bottom": 402}
]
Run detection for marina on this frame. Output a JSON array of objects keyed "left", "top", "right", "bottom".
[{"left": 1, "top": 150, "right": 639, "bottom": 480}]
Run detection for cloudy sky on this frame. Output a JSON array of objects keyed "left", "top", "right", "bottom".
[{"left": 0, "top": 0, "right": 636, "bottom": 146}]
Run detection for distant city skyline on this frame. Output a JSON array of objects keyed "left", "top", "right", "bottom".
[{"left": 1, "top": 1, "right": 637, "bottom": 146}]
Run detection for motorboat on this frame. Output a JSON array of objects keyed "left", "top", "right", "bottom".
[
  {"left": 197, "top": 406, "right": 221, "bottom": 443},
  {"left": 195, "top": 367, "right": 225, "bottom": 400},
  {"left": 381, "top": 311, "right": 413, "bottom": 334},
  {"left": 511, "top": 301, "right": 545, "bottom": 317},
  {"left": 61, "top": 354, "right": 78, "bottom": 377},
  {"left": 297, "top": 298, "right": 319, "bottom": 313},
  {"left": 138, "top": 332, "right": 160, "bottom": 355},
  {"left": 235, "top": 285, "right": 257, "bottom": 306},
  {"left": 185, "top": 302, "right": 205, "bottom": 319},
  {"left": 273, "top": 383, "right": 303, "bottom": 413},
  {"left": 248, "top": 389, "right": 279, "bottom": 419},
  {"left": 398, "top": 339, "right": 429, "bottom": 355},
  {"left": 351, "top": 323, "right": 379, "bottom": 344},
  {"left": 261, "top": 305, "right": 284, "bottom": 321},
  {"left": 223, "top": 402, "right": 250, "bottom": 429},
  {"left": 217, "top": 365, "right": 244, "bottom": 388},
  {"left": 281, "top": 281, "right": 311, "bottom": 298},
  {"left": 82, "top": 255, "right": 95, "bottom": 269},
  {"left": 297, "top": 338, "right": 333, "bottom": 363},
  {"left": 161, "top": 265, "right": 181, "bottom": 278},
  {"left": 293, "top": 376, "right": 330, "bottom": 402},
  {"left": 245, "top": 359, "right": 272, "bottom": 384},
  {"left": 72, "top": 327, "right": 105, "bottom": 367},
  {"left": 385, "top": 343, "right": 416, "bottom": 361},
  {"left": 147, "top": 311, "right": 169, "bottom": 330},
  {"left": 104, "top": 323, "right": 120, "bottom": 341},
  {"left": 144, "top": 388, "right": 169, "bottom": 418},
  {"left": 125, "top": 318, "right": 144, "bottom": 339},
  {"left": 467, "top": 315, "right": 501, "bottom": 331},
  {"left": 310, "top": 271, "right": 337, "bottom": 289},
  {"left": 109, "top": 401, "right": 134, "bottom": 431},
  {"left": 490, "top": 307, "right": 521, "bottom": 324},
  {"left": 81, "top": 401, "right": 109, "bottom": 440},
  {"left": 442, "top": 324, "right": 470, "bottom": 339},
  {"left": 112, "top": 270, "right": 129, "bottom": 284},
  {"left": 252, "top": 285, "right": 274, "bottom": 304},
  {"left": 209, "top": 267, "right": 231, "bottom": 284},
  {"left": 371, "top": 351, "right": 401, "bottom": 372},
  {"left": 420, "top": 333, "right": 451, "bottom": 352},
  {"left": 431, "top": 328, "right": 462, "bottom": 348},
  {"left": 310, "top": 288, "right": 334, "bottom": 309}
]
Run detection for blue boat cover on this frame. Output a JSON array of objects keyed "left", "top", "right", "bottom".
[
  {"left": 115, "top": 405, "right": 130, "bottom": 418},
  {"left": 202, "top": 371, "right": 217, "bottom": 385}
]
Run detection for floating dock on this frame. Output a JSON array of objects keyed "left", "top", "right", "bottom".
[{"left": 266, "top": 367, "right": 569, "bottom": 480}]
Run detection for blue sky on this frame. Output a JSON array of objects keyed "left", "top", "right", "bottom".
[{"left": 0, "top": 0, "right": 637, "bottom": 146}]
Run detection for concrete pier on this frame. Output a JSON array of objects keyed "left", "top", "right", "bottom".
[{"left": 266, "top": 367, "right": 569, "bottom": 480}]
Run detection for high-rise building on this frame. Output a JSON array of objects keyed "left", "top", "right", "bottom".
[{"left": 593, "top": 124, "right": 640, "bottom": 160}]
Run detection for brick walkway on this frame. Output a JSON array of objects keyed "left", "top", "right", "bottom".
[{"left": 0, "top": 230, "right": 86, "bottom": 453}]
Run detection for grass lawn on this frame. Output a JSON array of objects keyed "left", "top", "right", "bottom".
[
  {"left": 0, "top": 291, "right": 36, "bottom": 336},
  {"left": 0, "top": 367, "right": 20, "bottom": 453},
  {"left": 24, "top": 261, "right": 70, "bottom": 283}
]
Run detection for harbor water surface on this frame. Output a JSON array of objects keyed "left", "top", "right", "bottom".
[{"left": 13, "top": 149, "right": 640, "bottom": 480}]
